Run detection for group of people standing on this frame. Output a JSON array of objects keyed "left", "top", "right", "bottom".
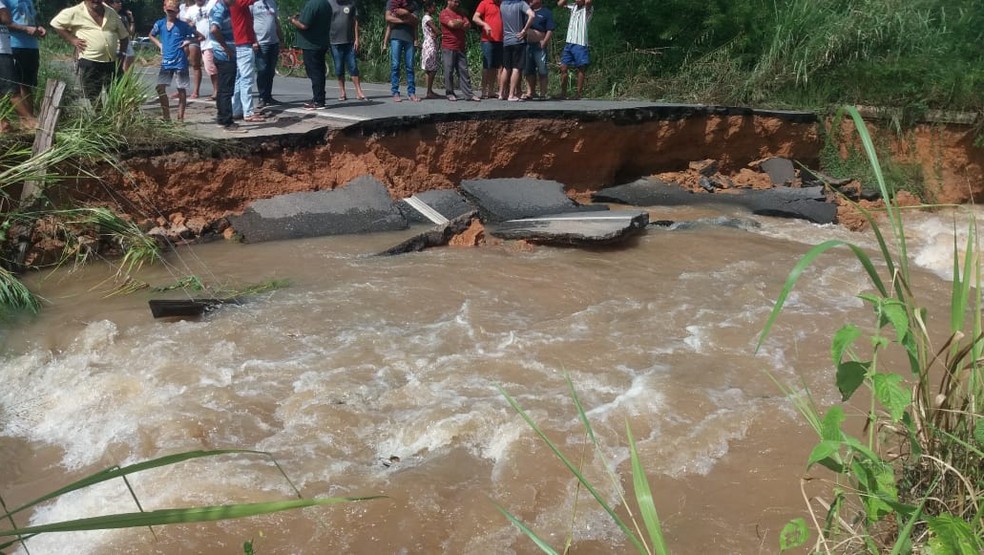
[
  {"left": 404, "top": 0, "right": 593, "bottom": 103},
  {"left": 5, "top": 0, "right": 592, "bottom": 134}
]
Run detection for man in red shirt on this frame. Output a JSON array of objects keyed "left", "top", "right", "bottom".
[
  {"left": 228, "top": 0, "right": 265, "bottom": 121},
  {"left": 440, "top": 0, "right": 478, "bottom": 101},
  {"left": 472, "top": 0, "right": 502, "bottom": 99}
]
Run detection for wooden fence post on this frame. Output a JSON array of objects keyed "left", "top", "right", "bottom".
[{"left": 19, "top": 79, "right": 67, "bottom": 205}]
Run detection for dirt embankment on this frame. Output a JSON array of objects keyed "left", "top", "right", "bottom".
[{"left": 69, "top": 113, "right": 982, "bottom": 231}]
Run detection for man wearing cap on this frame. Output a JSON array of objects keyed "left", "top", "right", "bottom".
[{"left": 51, "top": 0, "right": 130, "bottom": 103}]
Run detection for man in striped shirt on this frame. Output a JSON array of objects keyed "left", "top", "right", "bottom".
[{"left": 557, "top": 0, "right": 591, "bottom": 100}]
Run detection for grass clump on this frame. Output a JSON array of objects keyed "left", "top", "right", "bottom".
[
  {"left": 497, "top": 375, "right": 668, "bottom": 555},
  {"left": 759, "top": 106, "right": 983, "bottom": 553}
]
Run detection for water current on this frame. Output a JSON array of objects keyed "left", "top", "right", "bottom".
[{"left": 0, "top": 203, "right": 975, "bottom": 554}]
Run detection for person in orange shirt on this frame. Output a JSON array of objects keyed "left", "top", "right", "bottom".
[{"left": 472, "top": 0, "right": 502, "bottom": 99}]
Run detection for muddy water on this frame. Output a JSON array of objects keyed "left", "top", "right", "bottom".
[{"left": 0, "top": 204, "right": 970, "bottom": 554}]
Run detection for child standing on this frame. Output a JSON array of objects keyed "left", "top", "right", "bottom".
[
  {"left": 420, "top": 0, "right": 438, "bottom": 98},
  {"left": 150, "top": 0, "right": 203, "bottom": 121}
]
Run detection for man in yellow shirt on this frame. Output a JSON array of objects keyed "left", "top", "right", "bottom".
[{"left": 51, "top": 0, "right": 130, "bottom": 102}]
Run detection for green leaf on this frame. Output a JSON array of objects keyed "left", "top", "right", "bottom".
[
  {"left": 836, "top": 360, "right": 869, "bottom": 401},
  {"left": 626, "top": 423, "right": 669, "bottom": 555},
  {"left": 806, "top": 440, "right": 842, "bottom": 471},
  {"left": 831, "top": 324, "right": 862, "bottom": 363},
  {"left": 820, "top": 406, "right": 845, "bottom": 442},
  {"left": 880, "top": 301, "right": 909, "bottom": 343},
  {"left": 974, "top": 417, "right": 984, "bottom": 448},
  {"left": 871, "top": 373, "right": 910, "bottom": 422},
  {"left": 926, "top": 514, "right": 982, "bottom": 554},
  {"left": 0, "top": 497, "right": 382, "bottom": 537},
  {"left": 779, "top": 518, "right": 809, "bottom": 551}
]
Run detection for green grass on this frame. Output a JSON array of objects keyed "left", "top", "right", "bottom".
[
  {"left": 498, "top": 375, "right": 669, "bottom": 555},
  {"left": 758, "top": 106, "right": 984, "bottom": 553}
]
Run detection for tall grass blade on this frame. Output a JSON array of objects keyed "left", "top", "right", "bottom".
[
  {"left": 756, "top": 239, "right": 888, "bottom": 352},
  {"left": 626, "top": 423, "right": 668, "bottom": 555},
  {"left": 497, "top": 386, "right": 647, "bottom": 553},
  {"left": 491, "top": 502, "right": 560, "bottom": 555},
  {"left": 0, "top": 496, "right": 383, "bottom": 537}
]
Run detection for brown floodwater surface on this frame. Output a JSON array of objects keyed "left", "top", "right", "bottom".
[{"left": 0, "top": 205, "right": 973, "bottom": 554}]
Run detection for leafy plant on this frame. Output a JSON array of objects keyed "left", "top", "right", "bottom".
[
  {"left": 0, "top": 449, "right": 383, "bottom": 553},
  {"left": 497, "top": 375, "right": 669, "bottom": 555},
  {"left": 758, "top": 106, "right": 984, "bottom": 553}
]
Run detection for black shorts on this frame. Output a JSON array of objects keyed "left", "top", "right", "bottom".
[
  {"left": 502, "top": 43, "right": 527, "bottom": 71},
  {"left": 0, "top": 54, "right": 17, "bottom": 95},
  {"left": 12, "top": 48, "right": 39, "bottom": 89}
]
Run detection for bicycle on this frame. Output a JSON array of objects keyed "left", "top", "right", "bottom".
[{"left": 276, "top": 47, "right": 305, "bottom": 77}]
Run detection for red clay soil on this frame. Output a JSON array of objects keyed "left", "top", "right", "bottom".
[{"left": 68, "top": 114, "right": 983, "bottom": 234}]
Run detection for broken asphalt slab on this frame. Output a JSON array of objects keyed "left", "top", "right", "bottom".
[
  {"left": 592, "top": 178, "right": 837, "bottom": 225},
  {"left": 460, "top": 177, "right": 608, "bottom": 223},
  {"left": 490, "top": 210, "right": 650, "bottom": 245},
  {"left": 397, "top": 189, "right": 477, "bottom": 224},
  {"left": 228, "top": 176, "right": 408, "bottom": 243}
]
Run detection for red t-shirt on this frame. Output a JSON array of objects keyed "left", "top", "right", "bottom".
[
  {"left": 473, "top": 0, "right": 502, "bottom": 42},
  {"left": 229, "top": 0, "right": 258, "bottom": 46},
  {"left": 440, "top": 7, "right": 469, "bottom": 51}
]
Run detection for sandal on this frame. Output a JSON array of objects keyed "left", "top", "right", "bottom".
[
  {"left": 303, "top": 102, "right": 324, "bottom": 110},
  {"left": 243, "top": 115, "right": 266, "bottom": 122},
  {"left": 392, "top": 94, "right": 402, "bottom": 102},
  {"left": 446, "top": 94, "right": 457, "bottom": 102},
  {"left": 338, "top": 96, "right": 347, "bottom": 101},
  {"left": 408, "top": 95, "right": 421, "bottom": 102},
  {"left": 357, "top": 95, "right": 367, "bottom": 101}
]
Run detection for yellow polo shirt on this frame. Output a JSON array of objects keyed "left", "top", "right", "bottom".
[{"left": 50, "top": 3, "right": 130, "bottom": 63}]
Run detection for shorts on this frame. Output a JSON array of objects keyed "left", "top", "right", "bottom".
[
  {"left": 125, "top": 43, "right": 135, "bottom": 57},
  {"left": 525, "top": 43, "right": 547, "bottom": 76},
  {"left": 11, "top": 48, "right": 39, "bottom": 88},
  {"left": 330, "top": 43, "right": 360, "bottom": 78},
  {"left": 157, "top": 68, "right": 191, "bottom": 90},
  {"left": 560, "top": 43, "right": 589, "bottom": 68},
  {"left": 502, "top": 43, "right": 526, "bottom": 71},
  {"left": 480, "top": 41, "right": 503, "bottom": 69},
  {"left": 0, "top": 54, "right": 16, "bottom": 95},
  {"left": 202, "top": 48, "right": 218, "bottom": 76}
]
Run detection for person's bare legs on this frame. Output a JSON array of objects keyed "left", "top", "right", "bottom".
[
  {"left": 524, "top": 74, "right": 535, "bottom": 98},
  {"left": 425, "top": 70, "right": 437, "bottom": 98},
  {"left": 337, "top": 78, "right": 347, "bottom": 100},
  {"left": 559, "top": 64, "right": 569, "bottom": 98},
  {"left": 12, "top": 92, "right": 37, "bottom": 129},
  {"left": 353, "top": 75, "right": 366, "bottom": 100},
  {"left": 156, "top": 84, "right": 171, "bottom": 121},
  {"left": 538, "top": 74, "right": 548, "bottom": 98},
  {"left": 574, "top": 67, "right": 586, "bottom": 99},
  {"left": 176, "top": 88, "right": 187, "bottom": 120},
  {"left": 189, "top": 47, "right": 202, "bottom": 98},
  {"left": 508, "top": 68, "right": 522, "bottom": 99},
  {"left": 497, "top": 67, "right": 508, "bottom": 100}
]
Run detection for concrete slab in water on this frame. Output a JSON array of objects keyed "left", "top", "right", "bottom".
[
  {"left": 460, "top": 177, "right": 606, "bottom": 223},
  {"left": 229, "top": 175, "right": 407, "bottom": 242},
  {"left": 490, "top": 210, "right": 649, "bottom": 245},
  {"left": 397, "top": 189, "right": 476, "bottom": 224}
]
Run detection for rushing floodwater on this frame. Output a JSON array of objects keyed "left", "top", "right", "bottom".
[{"left": 0, "top": 203, "right": 973, "bottom": 554}]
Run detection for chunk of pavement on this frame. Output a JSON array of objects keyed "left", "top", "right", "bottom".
[
  {"left": 460, "top": 177, "right": 607, "bottom": 224},
  {"left": 396, "top": 189, "right": 477, "bottom": 224},
  {"left": 489, "top": 210, "right": 649, "bottom": 246},
  {"left": 741, "top": 186, "right": 836, "bottom": 224},
  {"left": 592, "top": 178, "right": 707, "bottom": 206},
  {"left": 759, "top": 157, "right": 797, "bottom": 186},
  {"left": 689, "top": 159, "right": 719, "bottom": 177},
  {"left": 228, "top": 176, "right": 408, "bottom": 243},
  {"left": 377, "top": 211, "right": 478, "bottom": 255}
]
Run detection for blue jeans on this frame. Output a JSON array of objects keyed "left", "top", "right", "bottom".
[
  {"left": 233, "top": 45, "right": 256, "bottom": 117},
  {"left": 389, "top": 39, "right": 415, "bottom": 97},
  {"left": 330, "top": 43, "right": 359, "bottom": 79},
  {"left": 255, "top": 42, "right": 279, "bottom": 102}
]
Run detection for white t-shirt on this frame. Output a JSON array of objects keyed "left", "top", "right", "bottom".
[{"left": 182, "top": 0, "right": 216, "bottom": 49}]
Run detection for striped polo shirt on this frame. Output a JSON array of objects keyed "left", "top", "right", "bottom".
[{"left": 564, "top": 4, "right": 591, "bottom": 47}]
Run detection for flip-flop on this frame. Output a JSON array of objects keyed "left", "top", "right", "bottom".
[
  {"left": 393, "top": 95, "right": 402, "bottom": 102},
  {"left": 243, "top": 115, "right": 266, "bottom": 122},
  {"left": 357, "top": 95, "right": 367, "bottom": 101},
  {"left": 303, "top": 102, "right": 324, "bottom": 110},
  {"left": 409, "top": 95, "right": 421, "bottom": 102},
  {"left": 447, "top": 94, "right": 457, "bottom": 102},
  {"left": 338, "top": 96, "right": 347, "bottom": 101}
]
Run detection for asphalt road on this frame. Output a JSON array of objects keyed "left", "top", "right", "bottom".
[{"left": 131, "top": 65, "right": 657, "bottom": 138}]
